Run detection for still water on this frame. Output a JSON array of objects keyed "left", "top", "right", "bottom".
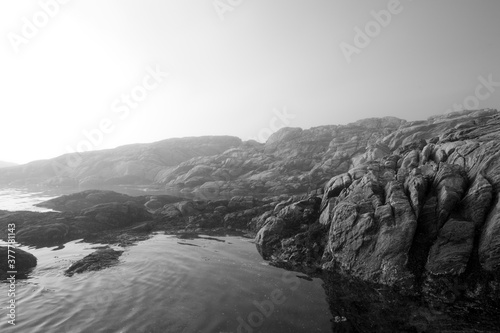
[
  {"left": 1, "top": 235, "right": 332, "bottom": 332},
  {"left": 0, "top": 188, "right": 59, "bottom": 212},
  {"left": 0, "top": 189, "right": 333, "bottom": 333}
]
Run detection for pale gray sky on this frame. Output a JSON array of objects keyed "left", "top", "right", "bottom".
[{"left": 1, "top": 0, "right": 499, "bottom": 164}]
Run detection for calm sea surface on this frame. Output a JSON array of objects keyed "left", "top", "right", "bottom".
[{"left": 0, "top": 189, "right": 333, "bottom": 333}]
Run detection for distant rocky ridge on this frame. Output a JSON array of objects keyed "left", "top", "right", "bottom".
[
  {"left": 0, "top": 117, "right": 410, "bottom": 198},
  {"left": 5, "top": 111, "right": 498, "bottom": 202},
  {"left": 0, "top": 136, "right": 241, "bottom": 189},
  {"left": 3, "top": 108, "right": 500, "bottom": 331}
]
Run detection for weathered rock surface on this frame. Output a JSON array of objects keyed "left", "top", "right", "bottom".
[
  {"left": 479, "top": 197, "right": 500, "bottom": 272},
  {"left": 425, "top": 218, "right": 475, "bottom": 276},
  {"left": 249, "top": 109, "right": 500, "bottom": 328},
  {"left": 0, "top": 246, "right": 37, "bottom": 279},
  {"left": 255, "top": 197, "right": 321, "bottom": 260}
]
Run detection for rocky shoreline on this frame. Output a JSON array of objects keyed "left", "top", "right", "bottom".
[{"left": 2, "top": 109, "right": 500, "bottom": 331}]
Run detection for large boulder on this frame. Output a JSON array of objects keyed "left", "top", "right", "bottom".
[
  {"left": 255, "top": 197, "right": 320, "bottom": 260},
  {"left": 324, "top": 178, "right": 417, "bottom": 288},
  {"left": 0, "top": 247, "right": 37, "bottom": 279}
]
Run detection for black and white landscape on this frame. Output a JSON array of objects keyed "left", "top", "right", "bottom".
[{"left": 1, "top": 1, "right": 500, "bottom": 332}]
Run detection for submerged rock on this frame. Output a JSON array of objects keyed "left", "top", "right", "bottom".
[{"left": 65, "top": 247, "right": 124, "bottom": 277}]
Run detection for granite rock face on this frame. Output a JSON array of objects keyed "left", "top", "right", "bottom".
[
  {"left": 255, "top": 197, "right": 320, "bottom": 260},
  {"left": 252, "top": 109, "right": 500, "bottom": 315},
  {"left": 322, "top": 177, "right": 418, "bottom": 288},
  {"left": 425, "top": 218, "right": 475, "bottom": 276}
]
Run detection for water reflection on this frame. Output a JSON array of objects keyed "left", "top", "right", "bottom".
[{"left": 0, "top": 235, "right": 333, "bottom": 333}]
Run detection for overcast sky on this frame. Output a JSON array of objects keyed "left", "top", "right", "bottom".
[{"left": 1, "top": 0, "right": 499, "bottom": 164}]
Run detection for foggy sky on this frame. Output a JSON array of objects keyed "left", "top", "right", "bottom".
[{"left": 1, "top": 0, "right": 499, "bottom": 164}]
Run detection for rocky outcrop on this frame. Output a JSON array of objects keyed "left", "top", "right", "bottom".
[
  {"left": 0, "top": 190, "right": 276, "bottom": 247},
  {"left": 0, "top": 200, "right": 153, "bottom": 247},
  {"left": 64, "top": 247, "right": 124, "bottom": 276},
  {"left": 34, "top": 190, "right": 186, "bottom": 221},
  {"left": 35, "top": 190, "right": 181, "bottom": 212},
  {"left": 252, "top": 109, "right": 500, "bottom": 329},
  {"left": 255, "top": 197, "right": 321, "bottom": 260},
  {"left": 324, "top": 178, "right": 417, "bottom": 288},
  {"left": 2, "top": 108, "right": 500, "bottom": 330},
  {"left": 161, "top": 118, "right": 408, "bottom": 199},
  {"left": 0, "top": 246, "right": 37, "bottom": 279}
]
